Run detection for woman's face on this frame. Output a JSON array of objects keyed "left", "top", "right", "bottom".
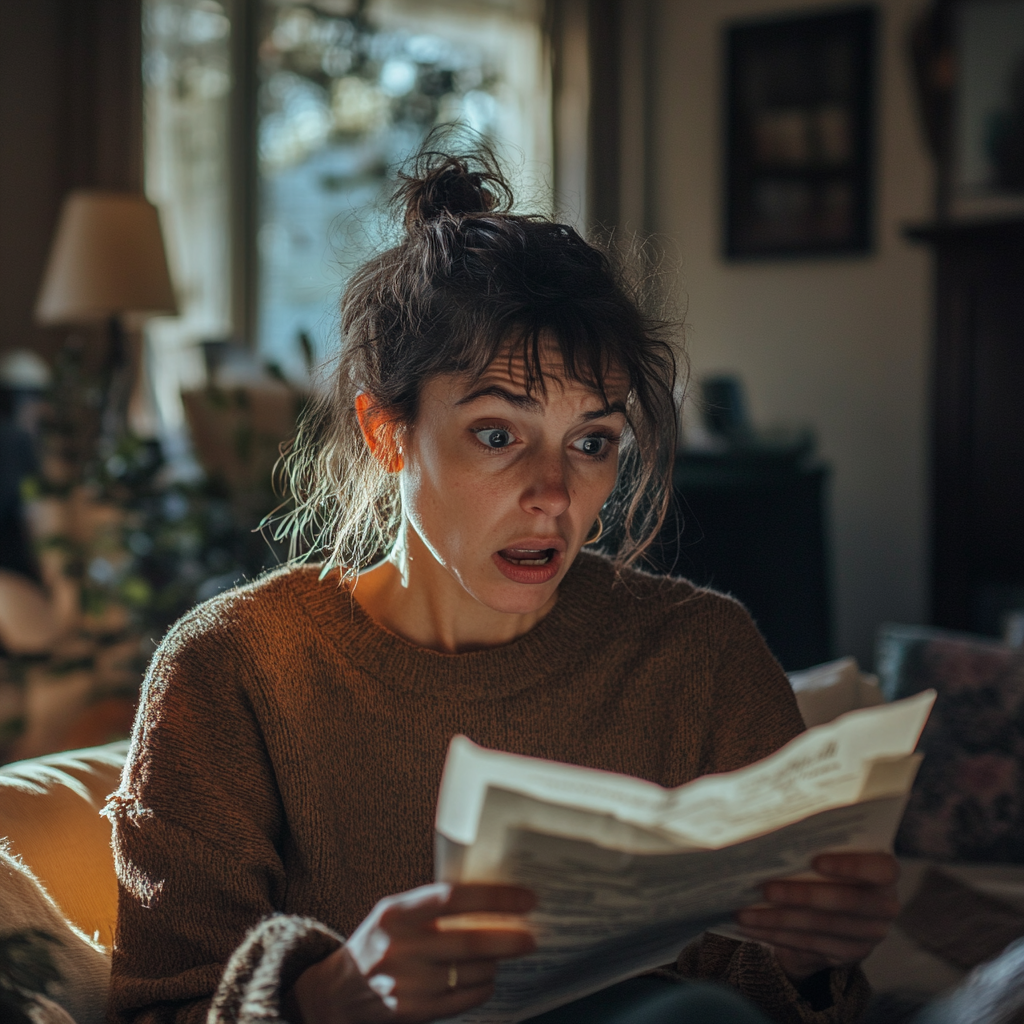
[{"left": 398, "top": 351, "right": 629, "bottom": 616}]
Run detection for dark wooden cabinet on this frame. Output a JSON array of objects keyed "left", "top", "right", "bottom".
[
  {"left": 641, "top": 452, "right": 832, "bottom": 672},
  {"left": 908, "top": 219, "right": 1024, "bottom": 635}
]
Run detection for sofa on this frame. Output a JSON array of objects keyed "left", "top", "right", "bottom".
[
  {"left": 0, "top": 741, "right": 125, "bottom": 1024},
  {"left": 2, "top": 654, "right": 1024, "bottom": 1023}
]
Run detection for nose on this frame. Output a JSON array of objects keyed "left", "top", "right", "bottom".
[{"left": 520, "top": 449, "right": 571, "bottom": 518}]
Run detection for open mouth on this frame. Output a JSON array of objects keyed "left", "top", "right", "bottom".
[{"left": 498, "top": 547, "right": 556, "bottom": 566}]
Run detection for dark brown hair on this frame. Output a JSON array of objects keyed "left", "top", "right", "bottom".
[{"left": 274, "top": 136, "right": 682, "bottom": 576}]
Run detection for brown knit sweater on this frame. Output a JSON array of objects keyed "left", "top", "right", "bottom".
[{"left": 106, "top": 551, "right": 870, "bottom": 1024}]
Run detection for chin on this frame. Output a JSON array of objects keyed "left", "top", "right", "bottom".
[
  {"left": 486, "top": 554, "right": 581, "bottom": 614},
  {"left": 469, "top": 575, "right": 563, "bottom": 617}
]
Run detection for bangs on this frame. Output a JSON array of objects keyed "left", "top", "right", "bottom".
[
  {"left": 427, "top": 301, "right": 656, "bottom": 432},
  {"left": 455, "top": 322, "right": 626, "bottom": 405}
]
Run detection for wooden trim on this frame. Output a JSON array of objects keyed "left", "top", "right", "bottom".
[
  {"left": 550, "top": 0, "right": 651, "bottom": 237},
  {"left": 586, "top": 0, "right": 622, "bottom": 232},
  {"left": 906, "top": 217, "right": 1024, "bottom": 244},
  {"left": 228, "top": 0, "right": 259, "bottom": 344},
  {"left": 550, "top": 0, "right": 590, "bottom": 228},
  {"left": 617, "top": 0, "right": 652, "bottom": 234}
]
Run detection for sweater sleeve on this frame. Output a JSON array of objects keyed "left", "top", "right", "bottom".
[
  {"left": 674, "top": 594, "right": 871, "bottom": 1024},
  {"left": 105, "top": 610, "right": 316, "bottom": 1024},
  {"left": 695, "top": 592, "right": 806, "bottom": 777},
  {"left": 208, "top": 915, "right": 343, "bottom": 1024}
]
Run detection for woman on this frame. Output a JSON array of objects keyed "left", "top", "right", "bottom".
[{"left": 106, "top": 144, "right": 899, "bottom": 1024}]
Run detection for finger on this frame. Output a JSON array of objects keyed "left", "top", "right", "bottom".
[
  {"left": 443, "top": 883, "right": 537, "bottom": 916},
  {"left": 430, "top": 959, "right": 498, "bottom": 997},
  {"left": 374, "top": 974, "right": 496, "bottom": 1022},
  {"left": 371, "top": 958, "right": 499, "bottom": 999},
  {"left": 436, "top": 911, "right": 535, "bottom": 935},
  {"left": 435, "top": 958, "right": 499, "bottom": 995},
  {"left": 376, "top": 882, "right": 454, "bottom": 935},
  {"left": 812, "top": 852, "right": 900, "bottom": 886},
  {"left": 380, "top": 883, "right": 535, "bottom": 935},
  {"left": 736, "top": 906, "right": 892, "bottom": 943},
  {"left": 396, "top": 927, "right": 536, "bottom": 964},
  {"left": 760, "top": 880, "right": 900, "bottom": 919},
  {"left": 734, "top": 924, "right": 876, "bottom": 966},
  {"left": 424, "top": 982, "right": 497, "bottom": 1021}
]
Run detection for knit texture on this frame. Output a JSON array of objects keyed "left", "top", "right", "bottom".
[
  {"left": 209, "top": 916, "right": 342, "bottom": 1024},
  {"left": 105, "top": 550, "right": 868, "bottom": 1024}
]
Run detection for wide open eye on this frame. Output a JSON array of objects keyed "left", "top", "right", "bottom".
[
  {"left": 571, "top": 435, "right": 608, "bottom": 456},
  {"left": 473, "top": 427, "right": 516, "bottom": 449}
]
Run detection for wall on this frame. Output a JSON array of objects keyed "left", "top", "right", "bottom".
[
  {"left": 0, "top": 1, "right": 142, "bottom": 357},
  {"left": 0, "top": 3, "right": 65, "bottom": 355},
  {"left": 645, "top": 0, "right": 934, "bottom": 668}
]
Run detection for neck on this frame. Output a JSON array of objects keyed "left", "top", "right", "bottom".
[{"left": 350, "top": 524, "right": 557, "bottom": 654}]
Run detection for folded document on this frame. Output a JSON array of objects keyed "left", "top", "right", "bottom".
[{"left": 435, "top": 690, "right": 936, "bottom": 1023}]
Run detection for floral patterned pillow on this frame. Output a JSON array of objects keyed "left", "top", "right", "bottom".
[{"left": 877, "top": 624, "right": 1024, "bottom": 863}]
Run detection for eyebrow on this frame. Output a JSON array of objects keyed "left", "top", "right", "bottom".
[
  {"left": 582, "top": 400, "right": 628, "bottom": 421},
  {"left": 455, "top": 385, "right": 541, "bottom": 411},
  {"left": 455, "top": 384, "right": 627, "bottom": 421}
]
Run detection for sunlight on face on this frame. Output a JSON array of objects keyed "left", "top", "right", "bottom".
[{"left": 399, "top": 349, "right": 629, "bottom": 616}]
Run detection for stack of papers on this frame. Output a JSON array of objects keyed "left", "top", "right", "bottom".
[{"left": 435, "top": 691, "right": 936, "bottom": 1023}]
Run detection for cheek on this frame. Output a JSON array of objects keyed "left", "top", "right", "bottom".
[
  {"left": 571, "top": 455, "right": 619, "bottom": 512},
  {"left": 402, "top": 436, "right": 509, "bottom": 544},
  {"left": 594, "top": 457, "right": 620, "bottom": 498},
  {"left": 429, "top": 466, "right": 514, "bottom": 527}
]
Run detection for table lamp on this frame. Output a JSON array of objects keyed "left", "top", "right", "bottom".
[{"left": 35, "top": 190, "right": 178, "bottom": 443}]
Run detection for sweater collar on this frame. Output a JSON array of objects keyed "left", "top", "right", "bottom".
[{"left": 297, "top": 552, "right": 615, "bottom": 700}]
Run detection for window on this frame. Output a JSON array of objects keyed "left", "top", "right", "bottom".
[
  {"left": 256, "top": 0, "right": 550, "bottom": 380},
  {"left": 143, "top": 0, "right": 552, "bottom": 414}
]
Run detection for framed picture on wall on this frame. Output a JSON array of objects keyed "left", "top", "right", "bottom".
[
  {"left": 951, "top": 0, "right": 1024, "bottom": 218},
  {"left": 724, "top": 6, "right": 877, "bottom": 259}
]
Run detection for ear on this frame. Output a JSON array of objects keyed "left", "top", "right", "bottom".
[{"left": 355, "top": 392, "right": 404, "bottom": 473}]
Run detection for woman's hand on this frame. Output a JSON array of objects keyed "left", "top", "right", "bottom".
[
  {"left": 289, "top": 882, "right": 536, "bottom": 1024},
  {"left": 733, "top": 852, "right": 900, "bottom": 983}
]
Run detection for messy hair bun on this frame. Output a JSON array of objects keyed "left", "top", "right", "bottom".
[
  {"left": 394, "top": 147, "right": 514, "bottom": 230},
  {"left": 275, "top": 129, "right": 682, "bottom": 578}
]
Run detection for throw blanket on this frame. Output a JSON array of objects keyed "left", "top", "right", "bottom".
[{"left": 0, "top": 846, "right": 109, "bottom": 1024}]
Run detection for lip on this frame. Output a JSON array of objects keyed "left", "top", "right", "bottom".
[{"left": 492, "top": 537, "right": 566, "bottom": 585}]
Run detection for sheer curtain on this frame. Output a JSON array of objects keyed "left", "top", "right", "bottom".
[{"left": 142, "top": 0, "right": 233, "bottom": 456}]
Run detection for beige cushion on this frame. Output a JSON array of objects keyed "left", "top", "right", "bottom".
[
  {"left": 788, "top": 656, "right": 884, "bottom": 727},
  {"left": 0, "top": 740, "right": 128, "bottom": 949}
]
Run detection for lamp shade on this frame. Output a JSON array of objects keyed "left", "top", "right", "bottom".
[{"left": 35, "top": 190, "right": 178, "bottom": 325}]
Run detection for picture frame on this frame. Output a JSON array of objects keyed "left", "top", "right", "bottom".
[
  {"left": 724, "top": 6, "right": 877, "bottom": 260},
  {"left": 950, "top": 0, "right": 1024, "bottom": 219}
]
